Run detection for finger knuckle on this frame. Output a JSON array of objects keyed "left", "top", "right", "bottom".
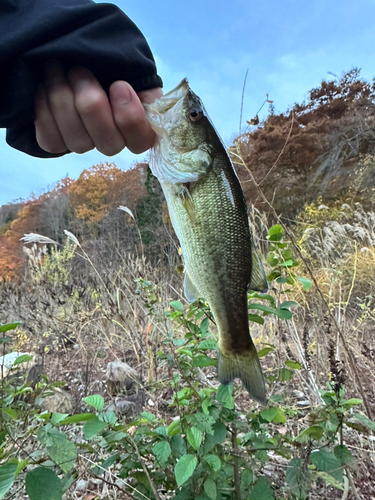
[{"left": 75, "top": 89, "right": 106, "bottom": 115}]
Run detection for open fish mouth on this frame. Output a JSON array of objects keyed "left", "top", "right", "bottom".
[
  {"left": 149, "top": 78, "right": 190, "bottom": 113},
  {"left": 143, "top": 79, "right": 191, "bottom": 136}
]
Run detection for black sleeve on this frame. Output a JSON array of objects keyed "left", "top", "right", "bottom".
[{"left": 0, "top": 0, "right": 163, "bottom": 158}]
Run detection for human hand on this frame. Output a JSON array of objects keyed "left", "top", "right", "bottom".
[{"left": 34, "top": 61, "right": 163, "bottom": 156}]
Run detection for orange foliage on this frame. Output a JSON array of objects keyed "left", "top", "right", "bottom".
[
  {"left": 0, "top": 162, "right": 150, "bottom": 279},
  {"left": 69, "top": 162, "right": 147, "bottom": 224},
  {"left": 0, "top": 239, "right": 22, "bottom": 281}
]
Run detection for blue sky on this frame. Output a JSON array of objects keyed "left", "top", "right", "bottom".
[{"left": 1, "top": 0, "right": 375, "bottom": 206}]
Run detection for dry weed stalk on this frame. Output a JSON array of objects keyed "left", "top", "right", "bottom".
[{"left": 232, "top": 135, "right": 373, "bottom": 419}]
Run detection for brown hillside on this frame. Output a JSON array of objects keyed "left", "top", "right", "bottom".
[{"left": 233, "top": 68, "right": 375, "bottom": 219}]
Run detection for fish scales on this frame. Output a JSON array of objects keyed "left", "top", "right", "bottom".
[{"left": 144, "top": 79, "right": 268, "bottom": 403}]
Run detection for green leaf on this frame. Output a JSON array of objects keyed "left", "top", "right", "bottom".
[
  {"left": 37, "top": 427, "right": 76, "bottom": 473},
  {"left": 280, "top": 300, "right": 298, "bottom": 310},
  {"left": 216, "top": 384, "right": 234, "bottom": 409},
  {"left": 167, "top": 419, "right": 181, "bottom": 437},
  {"left": 58, "top": 413, "right": 96, "bottom": 425},
  {"left": 26, "top": 468, "right": 62, "bottom": 500},
  {"left": 248, "top": 303, "right": 276, "bottom": 315},
  {"left": 204, "top": 478, "right": 217, "bottom": 500},
  {"left": 267, "top": 224, "right": 283, "bottom": 237},
  {"left": 276, "top": 277, "right": 288, "bottom": 284},
  {"left": 171, "top": 300, "right": 184, "bottom": 312},
  {"left": 155, "top": 426, "right": 168, "bottom": 436},
  {"left": 248, "top": 303, "right": 292, "bottom": 319},
  {"left": 260, "top": 408, "right": 279, "bottom": 422},
  {"left": 193, "top": 355, "right": 216, "bottom": 367},
  {"left": 193, "top": 412, "right": 216, "bottom": 434},
  {"left": 83, "top": 395, "right": 104, "bottom": 411},
  {"left": 92, "top": 453, "right": 121, "bottom": 476},
  {"left": 102, "top": 411, "right": 117, "bottom": 425},
  {"left": 203, "top": 422, "right": 227, "bottom": 453},
  {"left": 279, "top": 368, "right": 294, "bottom": 381},
  {"left": 286, "top": 457, "right": 311, "bottom": 499},
  {"left": 83, "top": 416, "right": 108, "bottom": 439},
  {"left": 175, "top": 454, "right": 197, "bottom": 487},
  {"left": 198, "top": 339, "right": 217, "bottom": 350},
  {"left": 281, "top": 249, "right": 293, "bottom": 260},
  {"left": 152, "top": 441, "right": 171, "bottom": 465},
  {"left": 250, "top": 476, "right": 274, "bottom": 500},
  {"left": 13, "top": 354, "right": 34, "bottom": 366},
  {"left": 186, "top": 427, "right": 202, "bottom": 451},
  {"left": 315, "top": 471, "right": 344, "bottom": 490},
  {"left": 334, "top": 445, "right": 353, "bottom": 466},
  {"left": 285, "top": 360, "right": 301, "bottom": 369},
  {"left": 0, "top": 322, "right": 21, "bottom": 333},
  {"left": 241, "top": 468, "right": 253, "bottom": 489},
  {"left": 171, "top": 435, "right": 186, "bottom": 458},
  {"left": 0, "top": 337, "right": 12, "bottom": 344},
  {"left": 295, "top": 425, "right": 324, "bottom": 443},
  {"left": 280, "top": 259, "right": 293, "bottom": 267},
  {"left": 51, "top": 413, "right": 69, "bottom": 425},
  {"left": 258, "top": 347, "right": 274, "bottom": 357},
  {"left": 258, "top": 407, "right": 286, "bottom": 423},
  {"left": 310, "top": 448, "right": 343, "bottom": 483},
  {"left": 141, "top": 412, "right": 156, "bottom": 421},
  {"left": 296, "top": 276, "right": 312, "bottom": 291},
  {"left": 15, "top": 459, "right": 28, "bottom": 477},
  {"left": 272, "top": 408, "right": 287, "bottom": 423},
  {"left": 248, "top": 292, "right": 275, "bottom": 306},
  {"left": 200, "top": 317, "right": 209, "bottom": 335},
  {"left": 248, "top": 314, "right": 264, "bottom": 325},
  {"left": 201, "top": 398, "right": 211, "bottom": 415},
  {"left": 203, "top": 454, "right": 221, "bottom": 472},
  {"left": 0, "top": 463, "right": 17, "bottom": 499},
  {"left": 343, "top": 398, "right": 362, "bottom": 408},
  {"left": 275, "top": 308, "right": 292, "bottom": 319},
  {"left": 350, "top": 412, "right": 375, "bottom": 431},
  {"left": 0, "top": 431, "right": 6, "bottom": 447},
  {"left": 2, "top": 408, "right": 17, "bottom": 421}
]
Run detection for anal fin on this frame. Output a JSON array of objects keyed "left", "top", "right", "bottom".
[{"left": 183, "top": 271, "right": 201, "bottom": 303}]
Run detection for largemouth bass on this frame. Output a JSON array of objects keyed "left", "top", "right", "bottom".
[{"left": 144, "top": 79, "right": 268, "bottom": 403}]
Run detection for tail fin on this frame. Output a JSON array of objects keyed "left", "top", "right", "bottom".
[{"left": 217, "top": 347, "right": 267, "bottom": 404}]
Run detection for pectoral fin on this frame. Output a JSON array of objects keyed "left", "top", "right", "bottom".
[
  {"left": 183, "top": 271, "right": 201, "bottom": 303},
  {"left": 181, "top": 186, "right": 196, "bottom": 222}
]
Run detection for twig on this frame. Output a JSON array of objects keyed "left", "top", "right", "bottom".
[
  {"left": 81, "top": 454, "right": 150, "bottom": 500},
  {"left": 127, "top": 435, "right": 162, "bottom": 500},
  {"left": 231, "top": 428, "right": 241, "bottom": 500},
  {"left": 239, "top": 70, "right": 249, "bottom": 136},
  {"left": 258, "top": 111, "right": 295, "bottom": 186},
  {"left": 346, "top": 469, "right": 362, "bottom": 500}
]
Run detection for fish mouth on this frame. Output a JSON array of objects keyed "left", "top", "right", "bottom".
[
  {"left": 153, "top": 78, "right": 190, "bottom": 113},
  {"left": 144, "top": 78, "right": 191, "bottom": 136}
]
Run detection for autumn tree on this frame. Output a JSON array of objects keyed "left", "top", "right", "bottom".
[{"left": 234, "top": 68, "right": 375, "bottom": 218}]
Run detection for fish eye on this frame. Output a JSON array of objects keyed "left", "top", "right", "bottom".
[{"left": 188, "top": 108, "right": 203, "bottom": 122}]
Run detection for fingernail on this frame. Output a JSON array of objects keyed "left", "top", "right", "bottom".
[{"left": 111, "top": 82, "right": 132, "bottom": 105}]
